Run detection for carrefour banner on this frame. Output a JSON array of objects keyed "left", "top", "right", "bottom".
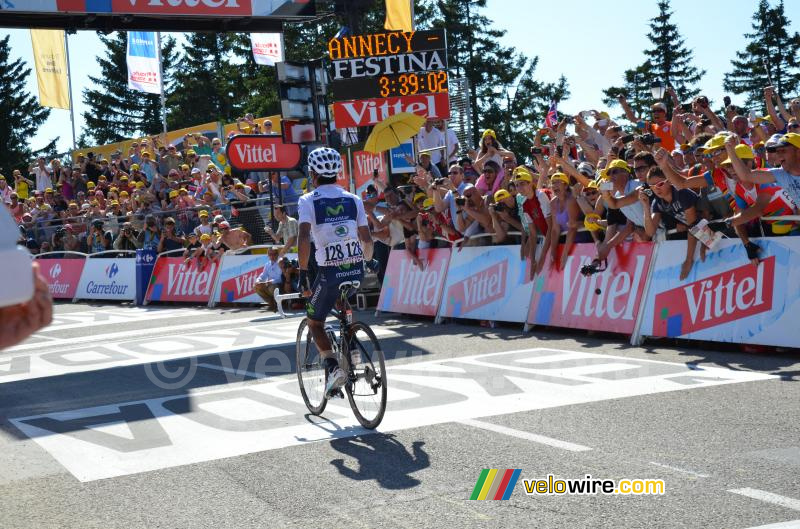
[
  {"left": 639, "top": 238, "right": 800, "bottom": 348},
  {"left": 146, "top": 258, "right": 219, "bottom": 303},
  {"left": 127, "top": 32, "right": 161, "bottom": 95},
  {"left": 438, "top": 246, "right": 533, "bottom": 323},
  {"left": 527, "top": 242, "right": 655, "bottom": 334},
  {"left": 377, "top": 248, "right": 451, "bottom": 317},
  {"left": 35, "top": 258, "right": 86, "bottom": 299},
  {"left": 75, "top": 258, "right": 136, "bottom": 301},
  {"left": 215, "top": 254, "right": 268, "bottom": 304}
]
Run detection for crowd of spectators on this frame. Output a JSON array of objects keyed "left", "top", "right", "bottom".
[
  {"left": 362, "top": 86, "right": 800, "bottom": 281},
  {"left": 5, "top": 88, "right": 800, "bottom": 292}
]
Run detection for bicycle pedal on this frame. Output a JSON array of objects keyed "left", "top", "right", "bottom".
[{"left": 326, "top": 388, "right": 345, "bottom": 400}]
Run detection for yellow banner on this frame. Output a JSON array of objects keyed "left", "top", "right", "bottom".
[
  {"left": 384, "top": 0, "right": 413, "bottom": 32},
  {"left": 30, "top": 29, "right": 70, "bottom": 110}
]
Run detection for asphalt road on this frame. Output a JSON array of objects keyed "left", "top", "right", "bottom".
[{"left": 1, "top": 302, "right": 799, "bottom": 529}]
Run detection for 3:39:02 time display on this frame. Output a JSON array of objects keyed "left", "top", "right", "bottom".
[{"left": 378, "top": 71, "right": 448, "bottom": 97}]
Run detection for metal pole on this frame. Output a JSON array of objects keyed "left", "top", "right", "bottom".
[
  {"left": 64, "top": 31, "right": 77, "bottom": 149},
  {"left": 156, "top": 32, "right": 167, "bottom": 135},
  {"left": 410, "top": 0, "right": 415, "bottom": 30}
]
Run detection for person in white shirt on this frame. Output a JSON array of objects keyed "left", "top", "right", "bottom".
[
  {"left": 254, "top": 246, "right": 284, "bottom": 311},
  {"left": 30, "top": 157, "right": 52, "bottom": 192},
  {"left": 417, "top": 120, "right": 444, "bottom": 168}
]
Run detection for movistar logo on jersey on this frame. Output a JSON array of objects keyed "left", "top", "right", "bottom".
[
  {"left": 326, "top": 204, "right": 345, "bottom": 216},
  {"left": 335, "top": 225, "right": 349, "bottom": 237}
]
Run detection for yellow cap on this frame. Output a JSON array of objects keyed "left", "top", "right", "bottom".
[
  {"left": 699, "top": 134, "right": 728, "bottom": 153},
  {"left": 110, "top": 187, "right": 118, "bottom": 193},
  {"left": 550, "top": 172, "right": 570, "bottom": 185},
  {"left": 512, "top": 166, "right": 533, "bottom": 183},
  {"left": 187, "top": 150, "right": 196, "bottom": 156},
  {"left": 110, "top": 200, "right": 119, "bottom": 206},
  {"left": 179, "top": 188, "right": 188, "bottom": 194},
  {"left": 87, "top": 181, "right": 95, "bottom": 188},
  {"left": 45, "top": 187, "right": 53, "bottom": 193},
  {"left": 606, "top": 159, "right": 631, "bottom": 173},
  {"left": 136, "top": 181, "right": 145, "bottom": 188},
  {"left": 141, "top": 151, "right": 151, "bottom": 157},
  {"left": 130, "top": 164, "right": 140, "bottom": 170},
  {"left": 413, "top": 192, "right": 427, "bottom": 203},
  {"left": 720, "top": 144, "right": 755, "bottom": 166},
  {"left": 494, "top": 189, "right": 512, "bottom": 202},
  {"left": 181, "top": 164, "right": 189, "bottom": 170},
  {"left": 422, "top": 198, "right": 434, "bottom": 209},
  {"left": 481, "top": 129, "right": 497, "bottom": 140},
  {"left": 198, "top": 210, "right": 209, "bottom": 217},
  {"left": 169, "top": 190, "right": 179, "bottom": 198},
  {"left": 200, "top": 233, "right": 211, "bottom": 241},
  {"left": 120, "top": 175, "right": 129, "bottom": 180},
  {"left": 779, "top": 132, "right": 800, "bottom": 149},
  {"left": 120, "top": 191, "right": 129, "bottom": 197}
]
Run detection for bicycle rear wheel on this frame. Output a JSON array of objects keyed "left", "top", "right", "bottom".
[
  {"left": 345, "top": 322, "right": 387, "bottom": 429},
  {"left": 296, "top": 319, "right": 327, "bottom": 415}
]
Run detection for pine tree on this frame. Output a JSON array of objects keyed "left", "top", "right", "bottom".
[
  {"left": 167, "top": 33, "right": 247, "bottom": 130},
  {"left": 421, "top": 0, "right": 566, "bottom": 155},
  {"left": 603, "top": 0, "right": 704, "bottom": 119},
  {"left": 0, "top": 35, "right": 54, "bottom": 175},
  {"left": 723, "top": 0, "right": 800, "bottom": 111},
  {"left": 81, "top": 32, "right": 177, "bottom": 145}
]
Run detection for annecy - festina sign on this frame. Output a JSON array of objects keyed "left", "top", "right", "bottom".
[{"left": 328, "top": 29, "right": 450, "bottom": 128}]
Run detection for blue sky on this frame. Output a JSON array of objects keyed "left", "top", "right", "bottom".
[{"left": 2, "top": 0, "right": 799, "bottom": 153}]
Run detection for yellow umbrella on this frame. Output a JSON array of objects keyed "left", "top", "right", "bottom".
[{"left": 363, "top": 112, "right": 427, "bottom": 154}]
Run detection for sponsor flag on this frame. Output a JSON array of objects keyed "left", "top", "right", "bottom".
[
  {"left": 127, "top": 31, "right": 162, "bottom": 94},
  {"left": 384, "top": 0, "right": 413, "bottom": 32},
  {"left": 250, "top": 33, "right": 284, "bottom": 66},
  {"left": 470, "top": 469, "right": 521, "bottom": 500},
  {"left": 29, "top": 29, "right": 70, "bottom": 109},
  {"left": 545, "top": 100, "right": 558, "bottom": 128}
]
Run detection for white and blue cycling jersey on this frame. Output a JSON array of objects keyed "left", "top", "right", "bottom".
[{"left": 297, "top": 184, "right": 369, "bottom": 267}]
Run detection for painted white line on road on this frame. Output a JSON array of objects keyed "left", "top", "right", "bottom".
[
  {"left": 458, "top": 418, "right": 592, "bottom": 452},
  {"left": 198, "top": 363, "right": 268, "bottom": 379},
  {"left": 729, "top": 488, "right": 800, "bottom": 512},
  {"left": 648, "top": 461, "right": 709, "bottom": 478},
  {"left": 741, "top": 521, "right": 800, "bottom": 529},
  {"left": 28, "top": 334, "right": 63, "bottom": 342}
]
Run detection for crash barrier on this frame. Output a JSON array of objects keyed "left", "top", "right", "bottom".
[{"left": 377, "top": 233, "right": 800, "bottom": 349}]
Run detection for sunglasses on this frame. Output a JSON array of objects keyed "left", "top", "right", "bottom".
[{"left": 788, "top": 123, "right": 799, "bottom": 129}]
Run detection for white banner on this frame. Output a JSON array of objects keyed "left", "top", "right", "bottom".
[
  {"left": 127, "top": 31, "right": 161, "bottom": 94},
  {"left": 76, "top": 258, "right": 136, "bottom": 301},
  {"left": 215, "top": 254, "right": 269, "bottom": 304},
  {"left": 638, "top": 238, "right": 800, "bottom": 348},
  {"left": 251, "top": 33, "right": 283, "bottom": 66}
]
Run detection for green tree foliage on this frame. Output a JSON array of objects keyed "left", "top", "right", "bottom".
[
  {"left": 0, "top": 35, "right": 55, "bottom": 175},
  {"left": 420, "top": 0, "right": 569, "bottom": 156},
  {"left": 82, "top": 32, "right": 177, "bottom": 145},
  {"left": 604, "top": 0, "right": 704, "bottom": 119},
  {"left": 167, "top": 33, "right": 246, "bottom": 129},
  {"left": 723, "top": 0, "right": 800, "bottom": 111}
]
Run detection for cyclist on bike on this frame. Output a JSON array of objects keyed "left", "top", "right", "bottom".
[{"left": 297, "top": 147, "right": 374, "bottom": 398}]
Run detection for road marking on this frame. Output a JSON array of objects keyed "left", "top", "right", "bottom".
[
  {"left": 458, "top": 418, "right": 591, "bottom": 452},
  {"left": 729, "top": 488, "right": 800, "bottom": 512},
  {"left": 742, "top": 521, "right": 800, "bottom": 529},
  {"left": 41, "top": 308, "right": 204, "bottom": 332},
  {"left": 648, "top": 461, "right": 709, "bottom": 478},
  {"left": 10, "top": 347, "right": 777, "bottom": 482}
]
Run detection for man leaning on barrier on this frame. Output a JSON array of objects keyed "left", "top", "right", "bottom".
[{"left": 254, "top": 247, "right": 283, "bottom": 312}]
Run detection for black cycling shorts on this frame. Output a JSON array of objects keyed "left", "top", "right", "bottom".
[{"left": 305, "top": 263, "right": 364, "bottom": 321}]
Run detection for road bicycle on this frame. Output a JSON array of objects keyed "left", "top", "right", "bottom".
[{"left": 296, "top": 280, "right": 387, "bottom": 429}]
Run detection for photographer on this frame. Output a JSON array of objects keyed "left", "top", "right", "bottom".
[
  {"left": 157, "top": 217, "right": 186, "bottom": 253},
  {"left": 488, "top": 188, "right": 522, "bottom": 245},
  {"left": 137, "top": 214, "right": 161, "bottom": 251},
  {"left": 640, "top": 167, "right": 700, "bottom": 280},
  {"left": 114, "top": 222, "right": 141, "bottom": 251},
  {"left": 87, "top": 219, "right": 112, "bottom": 255}
]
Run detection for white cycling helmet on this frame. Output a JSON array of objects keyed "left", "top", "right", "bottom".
[{"left": 308, "top": 147, "right": 342, "bottom": 178}]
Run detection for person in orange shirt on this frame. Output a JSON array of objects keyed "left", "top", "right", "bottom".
[{"left": 617, "top": 96, "right": 677, "bottom": 152}]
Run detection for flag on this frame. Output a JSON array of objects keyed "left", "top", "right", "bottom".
[
  {"left": 127, "top": 32, "right": 161, "bottom": 94},
  {"left": 250, "top": 33, "right": 284, "bottom": 66},
  {"left": 384, "top": 0, "right": 413, "bottom": 32},
  {"left": 30, "top": 29, "right": 70, "bottom": 109},
  {"left": 545, "top": 100, "right": 558, "bottom": 128}
]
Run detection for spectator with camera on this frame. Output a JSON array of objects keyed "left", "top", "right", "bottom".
[
  {"left": 87, "top": 219, "right": 112, "bottom": 255},
  {"left": 157, "top": 217, "right": 186, "bottom": 253},
  {"left": 488, "top": 188, "right": 522, "bottom": 245},
  {"left": 137, "top": 214, "right": 160, "bottom": 251},
  {"left": 113, "top": 222, "right": 141, "bottom": 252},
  {"left": 640, "top": 167, "right": 700, "bottom": 280}
]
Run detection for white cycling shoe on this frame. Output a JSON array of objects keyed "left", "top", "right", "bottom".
[{"left": 325, "top": 367, "right": 347, "bottom": 399}]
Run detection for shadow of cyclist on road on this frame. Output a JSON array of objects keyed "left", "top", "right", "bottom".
[{"left": 329, "top": 433, "right": 429, "bottom": 490}]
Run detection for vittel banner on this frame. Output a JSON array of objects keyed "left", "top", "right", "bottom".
[
  {"left": 639, "top": 238, "right": 799, "bottom": 348},
  {"left": 527, "top": 242, "right": 655, "bottom": 334},
  {"left": 146, "top": 258, "right": 219, "bottom": 303},
  {"left": 438, "top": 246, "right": 534, "bottom": 323},
  {"left": 215, "top": 255, "right": 267, "bottom": 304},
  {"left": 377, "top": 248, "right": 451, "bottom": 317},
  {"left": 76, "top": 258, "right": 136, "bottom": 301},
  {"left": 36, "top": 258, "right": 86, "bottom": 299}
]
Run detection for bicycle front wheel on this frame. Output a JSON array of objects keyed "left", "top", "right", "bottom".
[
  {"left": 345, "top": 322, "right": 387, "bottom": 429},
  {"left": 296, "top": 319, "right": 327, "bottom": 415}
]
